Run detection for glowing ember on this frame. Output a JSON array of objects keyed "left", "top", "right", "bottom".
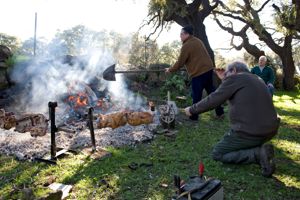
[{"left": 67, "top": 92, "right": 89, "bottom": 109}]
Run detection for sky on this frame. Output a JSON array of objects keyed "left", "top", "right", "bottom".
[{"left": 0, "top": 0, "right": 242, "bottom": 57}]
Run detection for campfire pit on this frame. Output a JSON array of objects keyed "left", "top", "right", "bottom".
[
  {"left": 0, "top": 100, "right": 159, "bottom": 161},
  {"left": 35, "top": 102, "right": 78, "bottom": 164},
  {"left": 0, "top": 55, "right": 164, "bottom": 161}
]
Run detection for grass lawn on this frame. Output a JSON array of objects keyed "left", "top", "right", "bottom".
[{"left": 0, "top": 90, "right": 299, "bottom": 199}]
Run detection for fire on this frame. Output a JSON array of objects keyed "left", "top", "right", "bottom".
[
  {"left": 96, "top": 98, "right": 109, "bottom": 111},
  {"left": 67, "top": 92, "right": 89, "bottom": 109}
]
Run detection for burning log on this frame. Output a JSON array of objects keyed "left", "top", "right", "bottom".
[
  {"left": 0, "top": 109, "right": 16, "bottom": 129},
  {"left": 15, "top": 114, "right": 48, "bottom": 137},
  {"left": 97, "top": 111, "right": 153, "bottom": 129}
]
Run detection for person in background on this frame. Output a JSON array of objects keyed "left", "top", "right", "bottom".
[
  {"left": 184, "top": 61, "right": 280, "bottom": 177},
  {"left": 251, "top": 56, "right": 275, "bottom": 96},
  {"left": 165, "top": 25, "right": 224, "bottom": 121}
]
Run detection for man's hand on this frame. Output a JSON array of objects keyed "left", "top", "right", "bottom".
[
  {"left": 214, "top": 68, "right": 225, "bottom": 80},
  {"left": 165, "top": 68, "right": 171, "bottom": 74},
  {"left": 184, "top": 107, "right": 192, "bottom": 116}
]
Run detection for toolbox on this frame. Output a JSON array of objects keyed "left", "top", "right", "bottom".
[
  {"left": 175, "top": 176, "right": 223, "bottom": 200},
  {"left": 172, "top": 163, "right": 223, "bottom": 200}
]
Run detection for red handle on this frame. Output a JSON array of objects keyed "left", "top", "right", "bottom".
[{"left": 199, "top": 162, "right": 204, "bottom": 177}]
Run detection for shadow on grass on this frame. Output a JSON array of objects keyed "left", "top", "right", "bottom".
[{"left": 55, "top": 144, "right": 172, "bottom": 199}]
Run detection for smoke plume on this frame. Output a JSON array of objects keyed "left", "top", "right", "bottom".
[{"left": 9, "top": 47, "right": 146, "bottom": 121}]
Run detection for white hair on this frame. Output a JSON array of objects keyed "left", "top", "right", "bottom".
[{"left": 259, "top": 56, "right": 267, "bottom": 62}]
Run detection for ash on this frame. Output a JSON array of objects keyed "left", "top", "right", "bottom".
[{"left": 0, "top": 122, "right": 158, "bottom": 161}]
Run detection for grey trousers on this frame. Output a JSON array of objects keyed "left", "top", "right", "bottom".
[{"left": 212, "top": 130, "right": 268, "bottom": 164}]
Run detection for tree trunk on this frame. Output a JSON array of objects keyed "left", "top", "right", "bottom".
[
  {"left": 166, "top": 0, "right": 217, "bottom": 66},
  {"left": 193, "top": 22, "right": 215, "bottom": 65},
  {"left": 193, "top": 23, "right": 215, "bottom": 66},
  {"left": 293, "top": 0, "right": 300, "bottom": 32},
  {"left": 280, "top": 51, "right": 295, "bottom": 90}
]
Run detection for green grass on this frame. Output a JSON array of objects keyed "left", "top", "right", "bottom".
[{"left": 0, "top": 91, "right": 299, "bottom": 199}]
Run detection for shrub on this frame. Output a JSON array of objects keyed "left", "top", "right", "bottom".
[
  {"left": 274, "top": 68, "right": 300, "bottom": 90},
  {"left": 161, "top": 73, "right": 188, "bottom": 95}
]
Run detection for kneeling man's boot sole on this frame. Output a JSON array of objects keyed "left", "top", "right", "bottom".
[{"left": 260, "top": 144, "right": 275, "bottom": 177}]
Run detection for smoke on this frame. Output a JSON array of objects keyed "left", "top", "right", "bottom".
[
  {"left": 108, "top": 70, "right": 145, "bottom": 110},
  {"left": 9, "top": 47, "right": 146, "bottom": 120}
]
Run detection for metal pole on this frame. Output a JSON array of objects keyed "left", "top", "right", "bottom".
[
  {"left": 33, "top": 12, "right": 37, "bottom": 56},
  {"left": 88, "top": 107, "right": 96, "bottom": 152},
  {"left": 48, "top": 102, "right": 58, "bottom": 160}
]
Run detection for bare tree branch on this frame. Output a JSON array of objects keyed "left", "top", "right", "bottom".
[
  {"left": 214, "top": 14, "right": 263, "bottom": 59},
  {"left": 213, "top": 11, "right": 248, "bottom": 23},
  {"left": 217, "top": 0, "right": 243, "bottom": 15},
  {"left": 214, "top": 0, "right": 297, "bottom": 89},
  {"left": 256, "top": 0, "right": 271, "bottom": 12}
]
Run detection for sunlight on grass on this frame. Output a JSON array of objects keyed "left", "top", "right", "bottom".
[
  {"left": 274, "top": 174, "right": 300, "bottom": 189},
  {"left": 273, "top": 92, "right": 300, "bottom": 127},
  {"left": 274, "top": 99, "right": 300, "bottom": 112},
  {"left": 273, "top": 93, "right": 300, "bottom": 108},
  {"left": 148, "top": 193, "right": 165, "bottom": 200},
  {"left": 1, "top": 90, "right": 300, "bottom": 199},
  {"left": 279, "top": 116, "right": 300, "bottom": 126},
  {"left": 0, "top": 158, "right": 18, "bottom": 173},
  {"left": 272, "top": 139, "right": 300, "bottom": 160}
]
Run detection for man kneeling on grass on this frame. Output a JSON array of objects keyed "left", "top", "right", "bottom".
[{"left": 184, "top": 61, "right": 280, "bottom": 177}]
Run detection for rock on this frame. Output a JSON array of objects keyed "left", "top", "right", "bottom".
[
  {"left": 48, "top": 183, "right": 73, "bottom": 200},
  {"left": 43, "top": 175, "right": 56, "bottom": 187},
  {"left": 15, "top": 152, "right": 25, "bottom": 160}
]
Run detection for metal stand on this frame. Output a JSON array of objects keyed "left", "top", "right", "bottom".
[
  {"left": 35, "top": 102, "right": 77, "bottom": 164},
  {"left": 88, "top": 107, "right": 96, "bottom": 152},
  {"left": 83, "top": 107, "right": 111, "bottom": 160}
]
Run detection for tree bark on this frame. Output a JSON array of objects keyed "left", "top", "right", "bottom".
[
  {"left": 279, "top": 36, "right": 295, "bottom": 90},
  {"left": 173, "top": 18, "right": 215, "bottom": 66},
  {"left": 214, "top": 0, "right": 297, "bottom": 90},
  {"left": 151, "top": 0, "right": 218, "bottom": 65},
  {"left": 293, "top": 0, "right": 300, "bottom": 32}
]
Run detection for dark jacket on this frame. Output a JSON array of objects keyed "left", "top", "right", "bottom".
[
  {"left": 251, "top": 66, "right": 275, "bottom": 85},
  {"left": 169, "top": 36, "right": 213, "bottom": 78},
  {"left": 189, "top": 72, "right": 279, "bottom": 139}
]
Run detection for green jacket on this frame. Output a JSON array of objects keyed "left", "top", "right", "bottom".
[
  {"left": 169, "top": 36, "right": 213, "bottom": 78},
  {"left": 251, "top": 66, "right": 275, "bottom": 85},
  {"left": 189, "top": 72, "right": 279, "bottom": 139}
]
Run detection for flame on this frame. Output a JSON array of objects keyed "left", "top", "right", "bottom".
[{"left": 67, "top": 92, "right": 88, "bottom": 109}]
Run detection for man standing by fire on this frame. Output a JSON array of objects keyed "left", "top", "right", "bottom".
[
  {"left": 165, "top": 25, "right": 224, "bottom": 121},
  {"left": 184, "top": 61, "right": 280, "bottom": 177}
]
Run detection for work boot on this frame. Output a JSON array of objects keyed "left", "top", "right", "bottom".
[{"left": 259, "top": 144, "right": 275, "bottom": 177}]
